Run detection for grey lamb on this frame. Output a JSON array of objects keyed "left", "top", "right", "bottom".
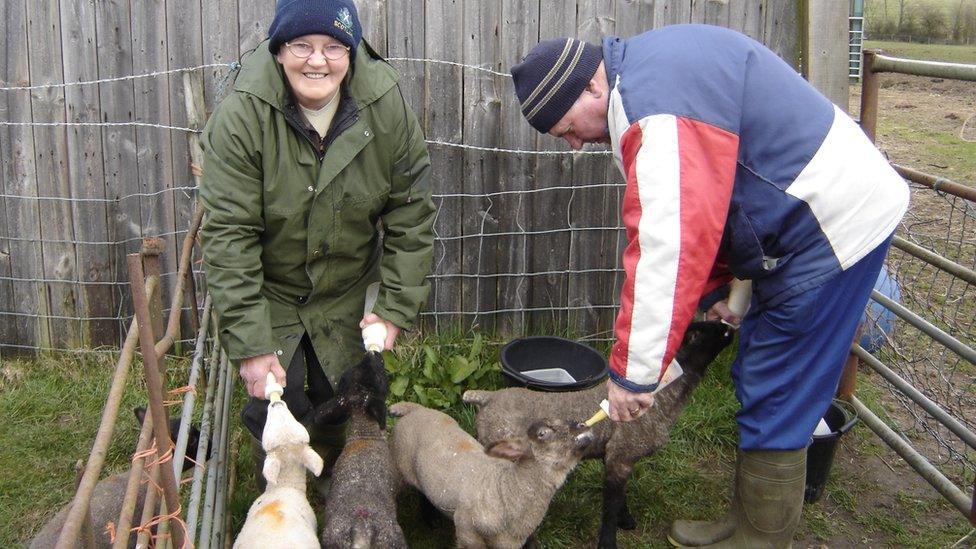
[
  {"left": 462, "top": 320, "right": 733, "bottom": 549},
  {"left": 30, "top": 408, "right": 204, "bottom": 549},
  {"left": 390, "top": 400, "right": 594, "bottom": 548},
  {"left": 309, "top": 351, "right": 406, "bottom": 549}
]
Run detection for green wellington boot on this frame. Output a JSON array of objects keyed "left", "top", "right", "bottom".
[
  {"left": 701, "top": 449, "right": 806, "bottom": 549},
  {"left": 668, "top": 453, "right": 741, "bottom": 547},
  {"left": 309, "top": 420, "right": 348, "bottom": 501}
]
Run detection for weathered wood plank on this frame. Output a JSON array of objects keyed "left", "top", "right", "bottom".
[
  {"left": 655, "top": 0, "right": 693, "bottom": 27},
  {"left": 27, "top": 0, "right": 81, "bottom": 348},
  {"left": 615, "top": 0, "right": 645, "bottom": 38},
  {"left": 239, "top": 0, "right": 275, "bottom": 55},
  {"left": 386, "top": 0, "right": 425, "bottom": 124},
  {"left": 460, "top": 0, "right": 502, "bottom": 331},
  {"left": 525, "top": 0, "right": 578, "bottom": 334},
  {"left": 94, "top": 0, "right": 140, "bottom": 346},
  {"left": 574, "top": 0, "right": 621, "bottom": 338},
  {"left": 130, "top": 0, "right": 179, "bottom": 318},
  {"left": 354, "top": 0, "right": 389, "bottom": 56},
  {"left": 423, "top": 0, "right": 464, "bottom": 331},
  {"left": 496, "top": 0, "right": 540, "bottom": 336},
  {"left": 61, "top": 0, "right": 116, "bottom": 347},
  {"left": 0, "top": 0, "right": 43, "bottom": 353},
  {"left": 201, "top": 0, "right": 240, "bottom": 108},
  {"left": 763, "top": 0, "right": 800, "bottom": 66},
  {"left": 804, "top": 0, "right": 850, "bottom": 108},
  {"left": 167, "top": 0, "right": 205, "bottom": 346},
  {"left": 729, "top": 0, "right": 764, "bottom": 40},
  {"left": 693, "top": 0, "right": 731, "bottom": 27}
]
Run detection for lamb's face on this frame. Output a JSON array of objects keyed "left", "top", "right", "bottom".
[{"left": 524, "top": 418, "right": 594, "bottom": 470}]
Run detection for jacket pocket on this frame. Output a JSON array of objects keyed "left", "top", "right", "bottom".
[{"left": 724, "top": 204, "right": 770, "bottom": 280}]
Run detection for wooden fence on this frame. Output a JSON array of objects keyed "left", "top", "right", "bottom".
[{"left": 0, "top": 0, "right": 844, "bottom": 352}]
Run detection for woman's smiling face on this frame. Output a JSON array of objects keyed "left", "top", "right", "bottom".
[{"left": 275, "top": 34, "right": 351, "bottom": 109}]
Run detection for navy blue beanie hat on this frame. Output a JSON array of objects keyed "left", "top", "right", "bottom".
[
  {"left": 268, "top": 0, "right": 362, "bottom": 58},
  {"left": 510, "top": 38, "right": 603, "bottom": 133}
]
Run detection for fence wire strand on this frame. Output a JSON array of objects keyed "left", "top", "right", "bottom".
[{"left": 2, "top": 59, "right": 973, "bottom": 504}]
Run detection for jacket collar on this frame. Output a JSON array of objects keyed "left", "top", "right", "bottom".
[
  {"left": 234, "top": 39, "right": 399, "bottom": 112},
  {"left": 602, "top": 36, "right": 624, "bottom": 91}
]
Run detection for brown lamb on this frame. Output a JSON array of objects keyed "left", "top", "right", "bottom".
[{"left": 390, "top": 400, "right": 595, "bottom": 549}]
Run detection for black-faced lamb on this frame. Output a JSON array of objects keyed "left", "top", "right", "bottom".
[
  {"left": 462, "top": 320, "right": 734, "bottom": 549},
  {"left": 30, "top": 407, "right": 204, "bottom": 549},
  {"left": 390, "top": 400, "right": 594, "bottom": 548},
  {"left": 308, "top": 351, "right": 406, "bottom": 549}
]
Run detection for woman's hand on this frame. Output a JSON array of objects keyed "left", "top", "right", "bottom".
[
  {"left": 240, "top": 353, "right": 287, "bottom": 398},
  {"left": 359, "top": 314, "right": 401, "bottom": 351},
  {"left": 607, "top": 379, "right": 654, "bottom": 422}
]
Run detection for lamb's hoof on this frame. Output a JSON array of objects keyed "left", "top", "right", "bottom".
[
  {"left": 597, "top": 534, "right": 618, "bottom": 549},
  {"left": 616, "top": 510, "right": 637, "bottom": 530}
]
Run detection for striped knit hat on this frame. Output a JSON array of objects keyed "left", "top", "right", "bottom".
[{"left": 511, "top": 38, "right": 603, "bottom": 133}]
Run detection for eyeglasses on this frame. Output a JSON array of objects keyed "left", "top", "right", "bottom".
[{"left": 284, "top": 41, "right": 350, "bottom": 60}]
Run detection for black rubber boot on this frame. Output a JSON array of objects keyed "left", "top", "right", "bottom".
[
  {"left": 700, "top": 449, "right": 806, "bottom": 549},
  {"left": 249, "top": 433, "right": 267, "bottom": 493}
]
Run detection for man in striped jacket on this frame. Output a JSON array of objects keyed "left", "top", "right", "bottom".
[{"left": 511, "top": 24, "right": 908, "bottom": 547}]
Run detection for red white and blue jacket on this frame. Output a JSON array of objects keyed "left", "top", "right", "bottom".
[{"left": 605, "top": 25, "right": 909, "bottom": 392}]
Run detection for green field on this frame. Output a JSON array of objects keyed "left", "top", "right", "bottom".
[{"left": 864, "top": 39, "right": 976, "bottom": 63}]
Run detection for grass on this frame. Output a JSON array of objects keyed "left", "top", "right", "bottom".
[
  {"left": 2, "top": 332, "right": 972, "bottom": 548},
  {"left": 0, "top": 352, "right": 192, "bottom": 545},
  {"left": 863, "top": 39, "right": 976, "bottom": 64}
]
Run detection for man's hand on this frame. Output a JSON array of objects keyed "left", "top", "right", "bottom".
[
  {"left": 359, "top": 313, "right": 401, "bottom": 351},
  {"left": 607, "top": 379, "right": 654, "bottom": 422},
  {"left": 706, "top": 299, "right": 740, "bottom": 326},
  {"left": 240, "top": 353, "right": 287, "bottom": 398}
]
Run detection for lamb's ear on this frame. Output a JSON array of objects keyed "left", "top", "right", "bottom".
[
  {"left": 134, "top": 406, "right": 147, "bottom": 425},
  {"left": 462, "top": 390, "right": 491, "bottom": 407},
  {"left": 303, "top": 446, "right": 324, "bottom": 477},
  {"left": 485, "top": 440, "right": 527, "bottom": 462},
  {"left": 263, "top": 454, "right": 281, "bottom": 484}
]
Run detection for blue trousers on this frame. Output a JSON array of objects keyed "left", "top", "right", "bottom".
[{"left": 733, "top": 237, "right": 892, "bottom": 450}]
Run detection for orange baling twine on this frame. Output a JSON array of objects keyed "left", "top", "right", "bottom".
[{"left": 116, "top": 385, "right": 199, "bottom": 547}]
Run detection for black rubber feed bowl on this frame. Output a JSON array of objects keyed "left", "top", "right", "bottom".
[{"left": 501, "top": 336, "right": 609, "bottom": 391}]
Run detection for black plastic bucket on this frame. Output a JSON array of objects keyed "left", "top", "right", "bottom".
[
  {"left": 805, "top": 399, "right": 859, "bottom": 503},
  {"left": 500, "top": 336, "right": 608, "bottom": 392}
]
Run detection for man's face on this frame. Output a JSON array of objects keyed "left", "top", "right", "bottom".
[
  {"left": 275, "top": 34, "right": 350, "bottom": 110},
  {"left": 547, "top": 85, "right": 610, "bottom": 150}
]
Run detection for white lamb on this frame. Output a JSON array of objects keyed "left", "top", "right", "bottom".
[{"left": 234, "top": 374, "right": 323, "bottom": 549}]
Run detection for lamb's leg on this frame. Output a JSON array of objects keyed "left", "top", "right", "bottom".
[
  {"left": 455, "top": 524, "right": 488, "bottom": 549},
  {"left": 598, "top": 459, "right": 635, "bottom": 549},
  {"left": 418, "top": 491, "right": 443, "bottom": 527}
]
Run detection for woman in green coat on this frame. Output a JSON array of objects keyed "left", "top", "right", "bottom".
[{"left": 199, "top": 0, "right": 435, "bottom": 486}]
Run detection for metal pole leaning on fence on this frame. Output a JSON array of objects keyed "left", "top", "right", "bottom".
[
  {"left": 849, "top": 396, "right": 974, "bottom": 520},
  {"left": 53, "top": 280, "right": 155, "bottom": 549},
  {"left": 892, "top": 164, "right": 976, "bottom": 203},
  {"left": 851, "top": 345, "right": 976, "bottom": 450},
  {"left": 869, "top": 289, "right": 976, "bottom": 365},
  {"left": 127, "top": 254, "right": 187, "bottom": 549},
  {"left": 173, "top": 294, "right": 213, "bottom": 476},
  {"left": 186, "top": 319, "right": 221, "bottom": 542}
]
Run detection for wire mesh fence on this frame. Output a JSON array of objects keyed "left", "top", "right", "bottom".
[{"left": 864, "top": 182, "right": 976, "bottom": 489}]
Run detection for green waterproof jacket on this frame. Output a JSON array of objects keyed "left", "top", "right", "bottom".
[{"left": 200, "top": 40, "right": 435, "bottom": 384}]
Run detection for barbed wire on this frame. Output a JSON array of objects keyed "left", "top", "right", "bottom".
[{"left": 385, "top": 57, "right": 511, "bottom": 78}]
